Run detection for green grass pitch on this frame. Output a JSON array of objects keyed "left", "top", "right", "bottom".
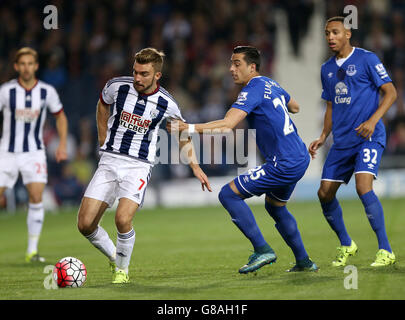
[{"left": 0, "top": 198, "right": 404, "bottom": 300}]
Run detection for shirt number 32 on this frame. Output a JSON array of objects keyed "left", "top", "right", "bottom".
[{"left": 362, "top": 148, "right": 378, "bottom": 164}]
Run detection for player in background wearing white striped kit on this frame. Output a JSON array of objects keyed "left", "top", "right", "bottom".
[
  {"left": 77, "top": 48, "right": 212, "bottom": 284},
  {"left": 0, "top": 47, "right": 68, "bottom": 262}
]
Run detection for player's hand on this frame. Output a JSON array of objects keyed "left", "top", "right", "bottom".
[
  {"left": 166, "top": 120, "right": 189, "bottom": 133},
  {"left": 355, "top": 119, "right": 376, "bottom": 140},
  {"left": 55, "top": 144, "right": 68, "bottom": 163},
  {"left": 192, "top": 166, "right": 212, "bottom": 192},
  {"left": 308, "top": 137, "right": 325, "bottom": 160}
]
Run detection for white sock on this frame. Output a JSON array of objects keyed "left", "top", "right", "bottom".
[
  {"left": 85, "top": 225, "right": 116, "bottom": 262},
  {"left": 27, "top": 202, "right": 44, "bottom": 254},
  {"left": 116, "top": 228, "right": 136, "bottom": 274}
]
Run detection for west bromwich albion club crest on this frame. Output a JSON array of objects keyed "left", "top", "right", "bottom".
[
  {"left": 150, "top": 109, "right": 159, "bottom": 119},
  {"left": 346, "top": 65, "right": 357, "bottom": 76}
]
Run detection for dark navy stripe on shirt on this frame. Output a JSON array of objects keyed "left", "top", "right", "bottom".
[
  {"left": 119, "top": 95, "right": 148, "bottom": 155},
  {"left": 105, "top": 84, "right": 130, "bottom": 151},
  {"left": 34, "top": 88, "right": 47, "bottom": 150},
  {"left": 138, "top": 96, "right": 168, "bottom": 160},
  {"left": 159, "top": 88, "right": 177, "bottom": 105},
  {"left": 8, "top": 88, "right": 16, "bottom": 152},
  {"left": 23, "top": 90, "right": 32, "bottom": 152}
]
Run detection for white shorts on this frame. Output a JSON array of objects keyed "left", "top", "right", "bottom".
[
  {"left": 0, "top": 150, "right": 48, "bottom": 188},
  {"left": 84, "top": 152, "right": 152, "bottom": 207}
]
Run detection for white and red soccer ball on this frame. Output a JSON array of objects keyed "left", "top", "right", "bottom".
[{"left": 53, "top": 257, "right": 87, "bottom": 288}]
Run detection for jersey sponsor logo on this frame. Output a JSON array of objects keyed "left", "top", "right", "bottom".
[
  {"left": 15, "top": 108, "right": 41, "bottom": 122},
  {"left": 335, "top": 81, "right": 348, "bottom": 95},
  {"left": 334, "top": 81, "right": 351, "bottom": 105},
  {"left": 346, "top": 65, "right": 357, "bottom": 76},
  {"left": 119, "top": 110, "right": 152, "bottom": 134},
  {"left": 328, "top": 72, "right": 333, "bottom": 78}
]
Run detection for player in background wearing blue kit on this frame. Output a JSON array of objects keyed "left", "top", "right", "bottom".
[
  {"left": 168, "top": 46, "right": 318, "bottom": 274},
  {"left": 309, "top": 17, "right": 397, "bottom": 267}
]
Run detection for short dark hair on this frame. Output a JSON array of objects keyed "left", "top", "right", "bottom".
[
  {"left": 233, "top": 46, "right": 261, "bottom": 71},
  {"left": 326, "top": 16, "right": 345, "bottom": 24},
  {"left": 326, "top": 16, "right": 352, "bottom": 31}
]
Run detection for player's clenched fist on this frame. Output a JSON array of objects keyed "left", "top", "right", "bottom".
[{"left": 166, "top": 119, "right": 189, "bottom": 133}]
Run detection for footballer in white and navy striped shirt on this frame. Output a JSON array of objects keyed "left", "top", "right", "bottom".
[
  {"left": 0, "top": 47, "right": 68, "bottom": 262},
  {"left": 77, "top": 47, "right": 211, "bottom": 284}
]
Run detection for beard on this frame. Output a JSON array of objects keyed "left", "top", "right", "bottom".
[{"left": 134, "top": 79, "right": 155, "bottom": 93}]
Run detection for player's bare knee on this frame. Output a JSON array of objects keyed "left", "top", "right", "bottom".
[
  {"left": 28, "top": 193, "right": 43, "bottom": 204},
  {"left": 115, "top": 214, "right": 132, "bottom": 233},
  {"left": 77, "top": 216, "right": 96, "bottom": 236},
  {"left": 318, "top": 188, "right": 334, "bottom": 203},
  {"left": 355, "top": 184, "right": 372, "bottom": 197}
]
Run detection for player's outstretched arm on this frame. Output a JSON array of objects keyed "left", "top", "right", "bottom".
[
  {"left": 355, "top": 82, "right": 397, "bottom": 140},
  {"left": 167, "top": 108, "right": 247, "bottom": 135},
  {"left": 54, "top": 110, "right": 68, "bottom": 163},
  {"left": 309, "top": 101, "right": 332, "bottom": 159},
  {"left": 175, "top": 133, "right": 212, "bottom": 192},
  {"left": 96, "top": 99, "right": 110, "bottom": 147}
]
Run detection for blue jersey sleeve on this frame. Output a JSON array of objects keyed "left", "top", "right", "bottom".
[
  {"left": 365, "top": 53, "right": 392, "bottom": 88},
  {"left": 280, "top": 87, "right": 291, "bottom": 104},
  {"left": 231, "top": 80, "right": 262, "bottom": 114},
  {"left": 320, "top": 69, "right": 331, "bottom": 101}
]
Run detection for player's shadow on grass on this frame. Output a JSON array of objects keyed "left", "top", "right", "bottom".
[
  {"left": 87, "top": 281, "right": 226, "bottom": 295},
  {"left": 238, "top": 270, "right": 338, "bottom": 287},
  {"left": 358, "top": 264, "right": 405, "bottom": 274},
  {"left": 281, "top": 273, "right": 338, "bottom": 286}
]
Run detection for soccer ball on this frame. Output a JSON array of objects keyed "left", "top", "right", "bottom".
[{"left": 53, "top": 257, "right": 87, "bottom": 288}]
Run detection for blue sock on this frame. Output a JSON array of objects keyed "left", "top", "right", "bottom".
[
  {"left": 320, "top": 198, "right": 352, "bottom": 246},
  {"left": 265, "top": 202, "right": 309, "bottom": 263},
  {"left": 359, "top": 190, "right": 392, "bottom": 253},
  {"left": 218, "top": 184, "right": 272, "bottom": 253}
]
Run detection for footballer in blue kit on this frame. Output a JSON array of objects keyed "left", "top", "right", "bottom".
[
  {"left": 168, "top": 46, "right": 318, "bottom": 274},
  {"left": 309, "top": 17, "right": 398, "bottom": 267},
  {"left": 231, "top": 75, "right": 310, "bottom": 203}
]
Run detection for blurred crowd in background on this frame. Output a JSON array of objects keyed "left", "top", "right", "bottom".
[{"left": 0, "top": 0, "right": 404, "bottom": 207}]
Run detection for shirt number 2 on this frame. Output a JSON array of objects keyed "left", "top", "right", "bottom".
[{"left": 273, "top": 95, "right": 294, "bottom": 136}]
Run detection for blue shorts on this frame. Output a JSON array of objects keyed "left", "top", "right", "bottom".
[
  {"left": 234, "top": 156, "right": 310, "bottom": 202},
  {"left": 322, "top": 140, "right": 384, "bottom": 184}
]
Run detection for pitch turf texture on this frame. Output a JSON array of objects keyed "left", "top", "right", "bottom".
[{"left": 0, "top": 198, "right": 404, "bottom": 300}]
